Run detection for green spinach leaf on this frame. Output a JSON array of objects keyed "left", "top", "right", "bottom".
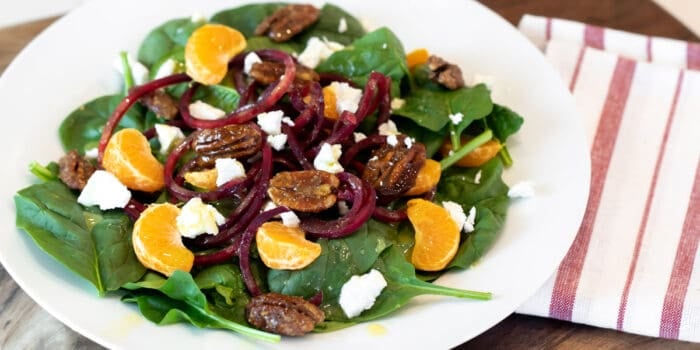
[
  {"left": 138, "top": 17, "right": 206, "bottom": 68},
  {"left": 59, "top": 94, "right": 145, "bottom": 154},
  {"left": 486, "top": 103, "right": 524, "bottom": 142},
  {"left": 298, "top": 4, "right": 365, "bottom": 45},
  {"left": 449, "top": 196, "right": 509, "bottom": 268},
  {"left": 394, "top": 84, "right": 493, "bottom": 132},
  {"left": 192, "top": 85, "right": 240, "bottom": 113},
  {"left": 244, "top": 36, "right": 302, "bottom": 54},
  {"left": 14, "top": 181, "right": 145, "bottom": 294},
  {"left": 123, "top": 270, "right": 279, "bottom": 342},
  {"left": 194, "top": 264, "right": 250, "bottom": 324},
  {"left": 211, "top": 3, "right": 285, "bottom": 38}
]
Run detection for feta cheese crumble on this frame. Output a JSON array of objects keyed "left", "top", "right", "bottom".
[
  {"left": 328, "top": 82, "right": 363, "bottom": 115},
  {"left": 77, "top": 170, "right": 131, "bottom": 210},
  {"left": 176, "top": 197, "right": 226, "bottom": 238},
  {"left": 448, "top": 112, "right": 464, "bottom": 125},
  {"left": 244, "top": 52, "right": 262, "bottom": 75},
  {"left": 113, "top": 53, "right": 149, "bottom": 86},
  {"left": 215, "top": 158, "right": 246, "bottom": 186},
  {"left": 256, "top": 110, "right": 285, "bottom": 135},
  {"left": 404, "top": 137, "right": 414, "bottom": 148},
  {"left": 474, "top": 170, "right": 482, "bottom": 184},
  {"left": 84, "top": 147, "right": 98, "bottom": 159},
  {"left": 390, "top": 97, "right": 405, "bottom": 110},
  {"left": 155, "top": 124, "right": 185, "bottom": 155},
  {"left": 464, "top": 206, "right": 477, "bottom": 233},
  {"left": 281, "top": 116, "right": 295, "bottom": 127},
  {"left": 153, "top": 58, "right": 178, "bottom": 80},
  {"left": 378, "top": 120, "right": 400, "bottom": 136},
  {"left": 442, "top": 201, "right": 466, "bottom": 231},
  {"left": 338, "top": 201, "right": 350, "bottom": 215},
  {"left": 313, "top": 143, "right": 344, "bottom": 173},
  {"left": 338, "top": 17, "right": 348, "bottom": 33},
  {"left": 189, "top": 101, "right": 226, "bottom": 120},
  {"left": 267, "top": 134, "right": 288, "bottom": 151},
  {"left": 281, "top": 211, "right": 301, "bottom": 228},
  {"left": 386, "top": 134, "right": 398, "bottom": 146},
  {"left": 508, "top": 181, "right": 535, "bottom": 198},
  {"left": 353, "top": 132, "right": 367, "bottom": 142},
  {"left": 339, "top": 269, "right": 387, "bottom": 318},
  {"left": 297, "top": 37, "right": 344, "bottom": 69}
]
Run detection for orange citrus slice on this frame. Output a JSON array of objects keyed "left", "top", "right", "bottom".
[
  {"left": 256, "top": 222, "right": 322, "bottom": 270},
  {"left": 102, "top": 128, "right": 165, "bottom": 192},
  {"left": 322, "top": 86, "right": 338, "bottom": 120},
  {"left": 405, "top": 159, "right": 441, "bottom": 196},
  {"left": 407, "top": 199, "right": 460, "bottom": 271},
  {"left": 184, "top": 168, "right": 218, "bottom": 191},
  {"left": 406, "top": 48, "right": 429, "bottom": 69},
  {"left": 185, "top": 24, "right": 246, "bottom": 85},
  {"left": 132, "top": 203, "right": 194, "bottom": 276}
]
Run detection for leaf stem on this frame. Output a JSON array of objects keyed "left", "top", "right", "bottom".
[
  {"left": 499, "top": 145, "right": 513, "bottom": 167},
  {"left": 413, "top": 280, "right": 492, "bottom": 300},
  {"left": 29, "top": 161, "right": 57, "bottom": 182},
  {"left": 209, "top": 311, "right": 281, "bottom": 343},
  {"left": 449, "top": 125, "right": 461, "bottom": 150},
  {"left": 440, "top": 129, "right": 493, "bottom": 170},
  {"left": 119, "top": 51, "right": 135, "bottom": 94}
]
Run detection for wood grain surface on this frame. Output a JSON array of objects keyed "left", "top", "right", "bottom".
[{"left": 1, "top": 1, "right": 699, "bottom": 349}]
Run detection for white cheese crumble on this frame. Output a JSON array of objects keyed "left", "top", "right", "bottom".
[
  {"left": 113, "top": 53, "right": 149, "bottom": 86},
  {"left": 244, "top": 52, "right": 262, "bottom": 75},
  {"left": 262, "top": 200, "right": 278, "bottom": 212},
  {"left": 463, "top": 206, "right": 477, "bottom": 233},
  {"left": 84, "top": 147, "right": 98, "bottom": 159},
  {"left": 267, "top": 134, "right": 288, "bottom": 151},
  {"left": 338, "top": 17, "right": 348, "bottom": 33},
  {"left": 155, "top": 124, "right": 185, "bottom": 155},
  {"left": 215, "top": 158, "right": 246, "bottom": 186},
  {"left": 390, "top": 97, "right": 405, "bottom": 110},
  {"left": 189, "top": 101, "right": 226, "bottom": 120},
  {"left": 298, "top": 37, "right": 344, "bottom": 68},
  {"left": 442, "top": 201, "right": 466, "bottom": 232},
  {"left": 338, "top": 201, "right": 350, "bottom": 215},
  {"left": 77, "top": 170, "right": 131, "bottom": 210},
  {"left": 328, "top": 82, "right": 363, "bottom": 115},
  {"left": 508, "top": 181, "right": 535, "bottom": 198},
  {"left": 386, "top": 135, "right": 398, "bottom": 146},
  {"left": 313, "top": 143, "right": 344, "bottom": 174},
  {"left": 339, "top": 269, "right": 387, "bottom": 318},
  {"left": 404, "top": 137, "right": 414, "bottom": 148},
  {"left": 353, "top": 132, "right": 367, "bottom": 142},
  {"left": 280, "top": 211, "right": 301, "bottom": 228},
  {"left": 474, "top": 170, "right": 482, "bottom": 184},
  {"left": 176, "top": 197, "right": 226, "bottom": 238},
  {"left": 153, "top": 58, "right": 178, "bottom": 80},
  {"left": 256, "top": 110, "right": 285, "bottom": 135},
  {"left": 281, "top": 116, "right": 295, "bottom": 127},
  {"left": 449, "top": 112, "right": 464, "bottom": 125},
  {"left": 190, "top": 12, "right": 207, "bottom": 24},
  {"left": 378, "top": 120, "right": 400, "bottom": 136}
]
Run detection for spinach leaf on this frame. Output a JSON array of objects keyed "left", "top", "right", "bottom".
[
  {"left": 194, "top": 264, "right": 250, "bottom": 324},
  {"left": 267, "top": 220, "right": 394, "bottom": 320},
  {"left": 316, "top": 28, "right": 407, "bottom": 94},
  {"left": 59, "top": 94, "right": 145, "bottom": 154},
  {"left": 393, "top": 84, "right": 493, "bottom": 132},
  {"left": 244, "top": 36, "right": 302, "bottom": 54},
  {"left": 14, "top": 181, "right": 145, "bottom": 294},
  {"left": 211, "top": 3, "right": 285, "bottom": 38},
  {"left": 395, "top": 118, "right": 448, "bottom": 158},
  {"left": 138, "top": 17, "right": 205, "bottom": 68},
  {"left": 298, "top": 4, "right": 365, "bottom": 45},
  {"left": 449, "top": 196, "right": 509, "bottom": 268},
  {"left": 123, "top": 270, "right": 279, "bottom": 342},
  {"left": 486, "top": 103, "right": 524, "bottom": 142},
  {"left": 192, "top": 85, "right": 240, "bottom": 113}
]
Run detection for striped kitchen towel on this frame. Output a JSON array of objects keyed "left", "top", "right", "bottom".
[{"left": 515, "top": 15, "right": 700, "bottom": 342}]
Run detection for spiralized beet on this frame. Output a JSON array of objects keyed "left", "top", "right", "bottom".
[
  {"left": 340, "top": 134, "right": 387, "bottom": 166},
  {"left": 123, "top": 198, "right": 146, "bottom": 221},
  {"left": 372, "top": 206, "right": 407, "bottom": 222}
]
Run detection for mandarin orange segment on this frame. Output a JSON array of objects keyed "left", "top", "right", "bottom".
[
  {"left": 132, "top": 203, "right": 194, "bottom": 276},
  {"left": 407, "top": 199, "right": 460, "bottom": 271},
  {"left": 404, "top": 159, "right": 441, "bottom": 196},
  {"left": 440, "top": 137, "right": 502, "bottom": 167},
  {"left": 406, "top": 48, "right": 429, "bottom": 69},
  {"left": 184, "top": 168, "right": 218, "bottom": 190},
  {"left": 256, "top": 222, "right": 322, "bottom": 270},
  {"left": 102, "top": 128, "right": 165, "bottom": 192},
  {"left": 185, "top": 24, "right": 246, "bottom": 85},
  {"left": 322, "top": 86, "right": 338, "bottom": 120}
]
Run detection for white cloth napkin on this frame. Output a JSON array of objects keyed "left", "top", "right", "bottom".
[{"left": 515, "top": 15, "right": 700, "bottom": 342}]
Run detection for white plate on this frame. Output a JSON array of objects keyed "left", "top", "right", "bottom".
[{"left": 0, "top": 0, "right": 590, "bottom": 348}]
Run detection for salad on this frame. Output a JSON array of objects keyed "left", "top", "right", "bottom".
[{"left": 13, "top": 2, "right": 524, "bottom": 343}]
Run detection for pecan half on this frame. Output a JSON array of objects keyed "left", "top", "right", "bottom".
[
  {"left": 268, "top": 170, "right": 339, "bottom": 212},
  {"left": 249, "top": 61, "right": 319, "bottom": 85},
  {"left": 362, "top": 136, "right": 426, "bottom": 196},
  {"left": 191, "top": 123, "right": 262, "bottom": 168},
  {"left": 255, "top": 4, "right": 320, "bottom": 42},
  {"left": 140, "top": 89, "right": 179, "bottom": 119},
  {"left": 427, "top": 55, "right": 465, "bottom": 90},
  {"left": 58, "top": 150, "right": 96, "bottom": 190},
  {"left": 246, "top": 293, "right": 325, "bottom": 336}
]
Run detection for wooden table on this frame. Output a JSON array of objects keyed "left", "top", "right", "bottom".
[{"left": 1, "top": 1, "right": 698, "bottom": 349}]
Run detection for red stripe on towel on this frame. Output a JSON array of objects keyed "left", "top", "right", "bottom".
[
  {"left": 646, "top": 37, "right": 653, "bottom": 62},
  {"left": 569, "top": 47, "right": 587, "bottom": 92},
  {"left": 584, "top": 25, "right": 605, "bottom": 50},
  {"left": 549, "top": 57, "right": 636, "bottom": 321},
  {"left": 616, "top": 71, "right": 684, "bottom": 330},
  {"left": 546, "top": 17, "right": 552, "bottom": 41},
  {"left": 688, "top": 42, "right": 700, "bottom": 70}
]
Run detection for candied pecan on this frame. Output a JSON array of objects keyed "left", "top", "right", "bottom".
[
  {"left": 246, "top": 293, "right": 325, "bottom": 336},
  {"left": 58, "top": 150, "right": 96, "bottom": 190},
  {"left": 140, "top": 89, "right": 179, "bottom": 119},
  {"left": 255, "top": 4, "right": 320, "bottom": 42},
  {"left": 191, "top": 123, "right": 262, "bottom": 168},
  {"left": 249, "top": 61, "right": 319, "bottom": 85},
  {"left": 268, "top": 170, "right": 339, "bottom": 213},
  {"left": 427, "top": 55, "right": 465, "bottom": 90},
  {"left": 362, "top": 136, "right": 426, "bottom": 196}
]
